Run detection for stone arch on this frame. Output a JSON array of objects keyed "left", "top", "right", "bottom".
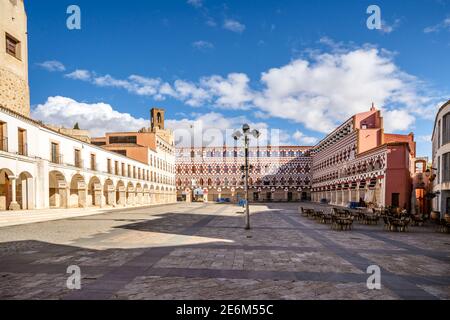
[
  {"left": 0, "top": 168, "right": 15, "bottom": 210},
  {"left": 49, "top": 170, "right": 68, "bottom": 208},
  {"left": 69, "top": 174, "right": 86, "bottom": 208},
  {"left": 116, "top": 180, "right": 126, "bottom": 206},
  {"left": 126, "top": 181, "right": 135, "bottom": 205},
  {"left": 136, "top": 182, "right": 143, "bottom": 205},
  {"left": 143, "top": 184, "right": 150, "bottom": 204},
  {"left": 103, "top": 179, "right": 115, "bottom": 206},
  {"left": 16, "top": 171, "right": 34, "bottom": 210},
  {"left": 87, "top": 176, "right": 102, "bottom": 207}
]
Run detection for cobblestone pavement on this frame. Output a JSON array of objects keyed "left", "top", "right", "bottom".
[{"left": 0, "top": 202, "right": 449, "bottom": 300}]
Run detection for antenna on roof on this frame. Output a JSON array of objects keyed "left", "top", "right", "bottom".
[{"left": 370, "top": 102, "right": 376, "bottom": 111}]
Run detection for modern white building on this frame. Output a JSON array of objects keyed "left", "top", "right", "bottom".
[
  {"left": 431, "top": 100, "right": 450, "bottom": 218},
  {"left": 0, "top": 0, "right": 176, "bottom": 211}
]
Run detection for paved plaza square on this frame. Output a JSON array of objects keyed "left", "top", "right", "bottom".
[{"left": 0, "top": 202, "right": 449, "bottom": 300}]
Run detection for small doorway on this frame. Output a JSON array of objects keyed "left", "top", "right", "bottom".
[
  {"left": 266, "top": 192, "right": 272, "bottom": 202},
  {"left": 446, "top": 197, "right": 450, "bottom": 214},
  {"left": 287, "top": 192, "right": 293, "bottom": 202},
  {"left": 391, "top": 193, "right": 400, "bottom": 208}
]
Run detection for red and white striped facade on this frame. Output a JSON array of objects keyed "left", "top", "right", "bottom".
[
  {"left": 176, "top": 146, "right": 312, "bottom": 202},
  {"left": 175, "top": 107, "right": 416, "bottom": 208},
  {"left": 311, "top": 107, "right": 415, "bottom": 209}
]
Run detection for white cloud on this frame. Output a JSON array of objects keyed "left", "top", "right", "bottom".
[
  {"left": 380, "top": 19, "right": 401, "bottom": 34},
  {"left": 192, "top": 40, "right": 214, "bottom": 50},
  {"left": 37, "top": 60, "right": 66, "bottom": 72},
  {"left": 62, "top": 42, "right": 443, "bottom": 135},
  {"left": 292, "top": 131, "right": 318, "bottom": 145},
  {"left": 167, "top": 112, "right": 276, "bottom": 147},
  {"left": 417, "top": 134, "right": 432, "bottom": 142},
  {"left": 187, "top": 0, "right": 203, "bottom": 8},
  {"left": 383, "top": 109, "right": 415, "bottom": 132},
  {"left": 200, "top": 73, "right": 253, "bottom": 109},
  {"left": 65, "top": 69, "right": 91, "bottom": 81},
  {"left": 223, "top": 19, "right": 246, "bottom": 33},
  {"left": 424, "top": 17, "right": 450, "bottom": 33},
  {"left": 252, "top": 47, "right": 433, "bottom": 133},
  {"left": 32, "top": 96, "right": 148, "bottom": 137}
]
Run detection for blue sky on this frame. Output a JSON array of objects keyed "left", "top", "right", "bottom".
[{"left": 27, "top": 0, "right": 450, "bottom": 157}]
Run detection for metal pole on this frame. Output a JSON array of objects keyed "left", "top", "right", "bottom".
[{"left": 244, "top": 135, "right": 250, "bottom": 230}]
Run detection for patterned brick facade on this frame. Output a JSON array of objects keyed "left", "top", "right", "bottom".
[{"left": 176, "top": 146, "right": 313, "bottom": 202}]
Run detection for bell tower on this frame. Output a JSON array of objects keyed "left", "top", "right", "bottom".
[
  {"left": 0, "top": 0, "right": 30, "bottom": 117},
  {"left": 150, "top": 108, "right": 165, "bottom": 132}
]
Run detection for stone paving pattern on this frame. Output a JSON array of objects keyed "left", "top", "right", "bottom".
[{"left": 0, "top": 202, "right": 449, "bottom": 300}]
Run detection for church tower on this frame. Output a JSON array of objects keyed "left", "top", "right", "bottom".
[
  {"left": 150, "top": 108, "right": 165, "bottom": 131},
  {"left": 0, "top": 0, "right": 30, "bottom": 117}
]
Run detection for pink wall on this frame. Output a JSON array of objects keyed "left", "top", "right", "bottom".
[
  {"left": 384, "top": 144, "right": 412, "bottom": 209},
  {"left": 358, "top": 129, "right": 382, "bottom": 154}
]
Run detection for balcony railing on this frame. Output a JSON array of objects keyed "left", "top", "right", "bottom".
[
  {"left": 74, "top": 159, "right": 83, "bottom": 169},
  {"left": 18, "top": 143, "right": 28, "bottom": 156},
  {"left": 51, "top": 154, "right": 64, "bottom": 165},
  {"left": 0, "top": 137, "right": 8, "bottom": 152}
]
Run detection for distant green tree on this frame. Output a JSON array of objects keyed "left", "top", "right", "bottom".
[{"left": 73, "top": 122, "right": 80, "bottom": 130}]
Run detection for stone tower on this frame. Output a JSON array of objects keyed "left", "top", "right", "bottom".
[
  {"left": 150, "top": 108, "right": 165, "bottom": 131},
  {"left": 0, "top": 0, "right": 30, "bottom": 117}
]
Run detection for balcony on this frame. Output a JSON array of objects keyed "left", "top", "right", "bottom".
[
  {"left": 0, "top": 137, "right": 8, "bottom": 152},
  {"left": 74, "top": 159, "right": 83, "bottom": 169},
  {"left": 18, "top": 143, "right": 28, "bottom": 156},
  {"left": 51, "top": 154, "right": 64, "bottom": 165}
]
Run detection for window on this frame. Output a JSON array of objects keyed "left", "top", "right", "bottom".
[
  {"left": 109, "top": 136, "right": 137, "bottom": 144},
  {"left": 128, "top": 165, "right": 131, "bottom": 178},
  {"left": 115, "top": 161, "right": 119, "bottom": 175},
  {"left": 107, "top": 159, "right": 112, "bottom": 174},
  {"left": 121, "top": 163, "right": 125, "bottom": 176},
  {"left": 437, "top": 156, "right": 441, "bottom": 184},
  {"left": 51, "top": 142, "right": 60, "bottom": 164},
  {"left": 6, "top": 33, "right": 20, "bottom": 59},
  {"left": 391, "top": 193, "right": 400, "bottom": 208},
  {"left": 438, "top": 120, "right": 441, "bottom": 148},
  {"left": 90, "top": 154, "right": 96, "bottom": 170},
  {"left": 443, "top": 152, "right": 450, "bottom": 183},
  {"left": 92, "top": 141, "right": 106, "bottom": 146},
  {"left": 74, "top": 149, "right": 82, "bottom": 168},
  {"left": 112, "top": 150, "right": 127, "bottom": 156},
  {"left": 0, "top": 121, "right": 7, "bottom": 152},
  {"left": 443, "top": 112, "right": 450, "bottom": 146},
  {"left": 17, "top": 128, "right": 26, "bottom": 156}
]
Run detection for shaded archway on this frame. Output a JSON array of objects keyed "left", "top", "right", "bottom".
[
  {"left": 149, "top": 185, "right": 155, "bottom": 204},
  {"left": 126, "top": 182, "right": 135, "bottom": 205},
  {"left": 0, "top": 168, "right": 14, "bottom": 210},
  {"left": 69, "top": 174, "right": 86, "bottom": 208},
  {"left": 103, "top": 179, "right": 115, "bottom": 206},
  {"left": 116, "top": 180, "right": 126, "bottom": 206},
  {"left": 49, "top": 170, "right": 68, "bottom": 208},
  {"left": 143, "top": 184, "right": 150, "bottom": 204},
  {"left": 16, "top": 171, "right": 34, "bottom": 210},
  {"left": 136, "top": 183, "right": 143, "bottom": 205},
  {"left": 87, "top": 176, "right": 101, "bottom": 207},
  {"left": 155, "top": 186, "right": 161, "bottom": 203}
]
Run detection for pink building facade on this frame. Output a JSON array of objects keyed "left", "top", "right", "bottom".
[
  {"left": 176, "top": 146, "right": 312, "bottom": 202},
  {"left": 311, "top": 106, "right": 416, "bottom": 209}
]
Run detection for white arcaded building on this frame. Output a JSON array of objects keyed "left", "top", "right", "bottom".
[
  {"left": 0, "top": 0, "right": 176, "bottom": 211},
  {"left": 431, "top": 100, "right": 450, "bottom": 217}
]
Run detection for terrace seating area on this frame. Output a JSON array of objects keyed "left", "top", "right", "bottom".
[
  {"left": 299, "top": 204, "right": 450, "bottom": 235},
  {"left": 299, "top": 207, "right": 354, "bottom": 231},
  {"left": 298, "top": 205, "right": 435, "bottom": 233}
]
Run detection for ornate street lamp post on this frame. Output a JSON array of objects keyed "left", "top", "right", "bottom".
[{"left": 232, "top": 124, "right": 260, "bottom": 230}]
